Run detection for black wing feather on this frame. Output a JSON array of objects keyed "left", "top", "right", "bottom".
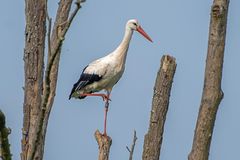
[{"left": 69, "top": 66, "right": 102, "bottom": 99}]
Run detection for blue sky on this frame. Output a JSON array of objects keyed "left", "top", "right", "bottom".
[{"left": 1, "top": 0, "right": 240, "bottom": 160}]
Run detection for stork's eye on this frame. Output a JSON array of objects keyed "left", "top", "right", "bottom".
[{"left": 133, "top": 22, "right": 137, "bottom": 26}]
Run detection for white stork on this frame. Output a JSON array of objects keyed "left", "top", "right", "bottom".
[{"left": 69, "top": 19, "right": 152, "bottom": 135}]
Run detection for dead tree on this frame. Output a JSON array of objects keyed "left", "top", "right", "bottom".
[
  {"left": 188, "top": 0, "right": 229, "bottom": 160},
  {"left": 142, "top": 55, "right": 177, "bottom": 160},
  {"left": 95, "top": 130, "right": 112, "bottom": 160},
  {"left": 22, "top": 0, "right": 85, "bottom": 160}
]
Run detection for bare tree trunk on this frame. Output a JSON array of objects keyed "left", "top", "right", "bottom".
[
  {"left": 188, "top": 0, "right": 229, "bottom": 160},
  {"left": 0, "top": 110, "right": 11, "bottom": 160},
  {"left": 95, "top": 130, "right": 112, "bottom": 160},
  {"left": 142, "top": 55, "right": 177, "bottom": 160},
  {"left": 21, "top": 1, "right": 85, "bottom": 160},
  {"left": 22, "top": 1, "right": 46, "bottom": 159}
]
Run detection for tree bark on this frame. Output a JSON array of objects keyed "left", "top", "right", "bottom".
[
  {"left": 95, "top": 130, "right": 112, "bottom": 160},
  {"left": 142, "top": 55, "right": 177, "bottom": 160},
  {"left": 22, "top": 1, "right": 84, "bottom": 160},
  {"left": 188, "top": 0, "right": 229, "bottom": 160},
  {"left": 22, "top": 1, "right": 46, "bottom": 159},
  {"left": 0, "top": 110, "right": 11, "bottom": 160},
  {"left": 40, "top": 0, "right": 73, "bottom": 154}
]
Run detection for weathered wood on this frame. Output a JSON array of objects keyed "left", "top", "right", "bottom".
[
  {"left": 40, "top": 0, "right": 73, "bottom": 151},
  {"left": 188, "top": 0, "right": 229, "bottom": 160},
  {"left": 0, "top": 110, "right": 11, "bottom": 160},
  {"left": 22, "top": 1, "right": 46, "bottom": 159},
  {"left": 95, "top": 130, "right": 112, "bottom": 160},
  {"left": 142, "top": 55, "right": 177, "bottom": 160},
  {"left": 41, "top": 1, "right": 85, "bottom": 138},
  {"left": 22, "top": 0, "right": 85, "bottom": 159}
]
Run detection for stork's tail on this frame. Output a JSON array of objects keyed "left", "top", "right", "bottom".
[
  {"left": 68, "top": 94, "right": 72, "bottom": 100},
  {"left": 69, "top": 87, "right": 75, "bottom": 100},
  {"left": 69, "top": 92, "right": 87, "bottom": 100}
]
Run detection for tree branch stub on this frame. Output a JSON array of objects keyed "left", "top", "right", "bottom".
[
  {"left": 95, "top": 130, "right": 112, "bottom": 160},
  {"left": 142, "top": 55, "right": 177, "bottom": 160}
]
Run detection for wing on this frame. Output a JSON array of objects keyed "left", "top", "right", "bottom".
[
  {"left": 69, "top": 66, "right": 102, "bottom": 99},
  {"left": 69, "top": 55, "right": 113, "bottom": 99}
]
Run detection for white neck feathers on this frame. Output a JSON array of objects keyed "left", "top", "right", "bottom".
[{"left": 112, "top": 27, "right": 134, "bottom": 66}]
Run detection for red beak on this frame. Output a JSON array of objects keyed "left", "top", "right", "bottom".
[{"left": 136, "top": 25, "right": 153, "bottom": 42}]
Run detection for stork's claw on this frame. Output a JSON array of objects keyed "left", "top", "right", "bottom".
[
  {"left": 101, "top": 95, "right": 111, "bottom": 102},
  {"left": 79, "top": 93, "right": 111, "bottom": 102},
  {"left": 103, "top": 132, "right": 108, "bottom": 137}
]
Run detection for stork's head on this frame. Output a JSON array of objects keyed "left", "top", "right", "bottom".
[{"left": 126, "top": 19, "right": 153, "bottom": 42}]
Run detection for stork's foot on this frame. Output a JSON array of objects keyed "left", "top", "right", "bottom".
[
  {"left": 103, "top": 132, "right": 108, "bottom": 137},
  {"left": 80, "top": 93, "right": 111, "bottom": 102},
  {"left": 101, "top": 94, "right": 111, "bottom": 102}
]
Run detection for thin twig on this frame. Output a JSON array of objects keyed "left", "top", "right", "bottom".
[
  {"left": 56, "top": 0, "right": 84, "bottom": 41},
  {"left": 126, "top": 130, "right": 137, "bottom": 160},
  {"left": 126, "top": 146, "right": 131, "bottom": 153}
]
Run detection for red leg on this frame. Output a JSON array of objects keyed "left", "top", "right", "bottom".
[
  {"left": 103, "top": 91, "right": 111, "bottom": 136},
  {"left": 81, "top": 91, "right": 111, "bottom": 136},
  {"left": 103, "top": 101, "right": 109, "bottom": 136},
  {"left": 80, "top": 93, "right": 111, "bottom": 101}
]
